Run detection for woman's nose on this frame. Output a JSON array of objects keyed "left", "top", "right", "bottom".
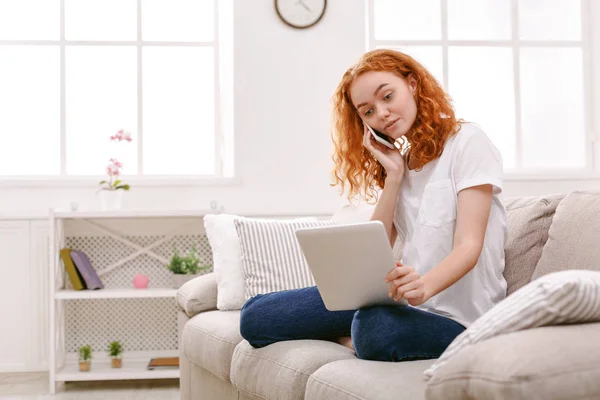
[{"left": 377, "top": 106, "right": 391, "bottom": 119}]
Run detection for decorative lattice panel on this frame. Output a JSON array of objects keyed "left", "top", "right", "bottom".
[
  {"left": 63, "top": 233, "right": 213, "bottom": 353},
  {"left": 65, "top": 298, "right": 178, "bottom": 352}
]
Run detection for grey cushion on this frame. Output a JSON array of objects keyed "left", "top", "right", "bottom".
[
  {"left": 425, "top": 323, "right": 600, "bottom": 400},
  {"left": 502, "top": 193, "right": 565, "bottom": 295},
  {"left": 181, "top": 310, "right": 242, "bottom": 381},
  {"left": 306, "top": 359, "right": 434, "bottom": 400},
  {"left": 532, "top": 191, "right": 600, "bottom": 280},
  {"left": 230, "top": 340, "right": 355, "bottom": 400},
  {"left": 176, "top": 272, "right": 218, "bottom": 317}
]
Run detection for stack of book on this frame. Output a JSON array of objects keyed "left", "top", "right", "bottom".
[{"left": 60, "top": 248, "right": 104, "bottom": 290}]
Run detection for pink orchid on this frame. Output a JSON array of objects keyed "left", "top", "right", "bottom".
[
  {"left": 99, "top": 130, "right": 133, "bottom": 192},
  {"left": 110, "top": 129, "right": 133, "bottom": 142},
  {"left": 106, "top": 164, "right": 120, "bottom": 177},
  {"left": 109, "top": 158, "right": 123, "bottom": 168}
]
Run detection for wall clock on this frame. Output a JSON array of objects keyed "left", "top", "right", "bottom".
[{"left": 275, "top": 0, "right": 327, "bottom": 29}]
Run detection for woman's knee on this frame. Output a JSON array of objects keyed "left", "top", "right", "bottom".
[
  {"left": 239, "top": 287, "right": 323, "bottom": 347},
  {"left": 351, "top": 306, "right": 465, "bottom": 361},
  {"left": 239, "top": 294, "right": 268, "bottom": 346},
  {"left": 351, "top": 307, "right": 398, "bottom": 360}
]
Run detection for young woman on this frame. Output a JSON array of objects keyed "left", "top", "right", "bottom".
[{"left": 239, "top": 49, "right": 507, "bottom": 362}]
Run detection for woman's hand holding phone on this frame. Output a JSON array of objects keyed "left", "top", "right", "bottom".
[{"left": 362, "top": 123, "right": 404, "bottom": 181}]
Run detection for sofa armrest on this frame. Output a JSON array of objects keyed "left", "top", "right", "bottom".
[
  {"left": 176, "top": 272, "right": 218, "bottom": 318},
  {"left": 425, "top": 322, "right": 600, "bottom": 400}
]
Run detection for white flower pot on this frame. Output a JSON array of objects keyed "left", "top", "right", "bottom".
[{"left": 99, "top": 190, "right": 124, "bottom": 211}]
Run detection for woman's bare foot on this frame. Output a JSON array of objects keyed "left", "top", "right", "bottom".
[{"left": 337, "top": 336, "right": 354, "bottom": 352}]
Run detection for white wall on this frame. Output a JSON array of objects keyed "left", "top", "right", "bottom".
[{"left": 0, "top": 0, "right": 599, "bottom": 217}]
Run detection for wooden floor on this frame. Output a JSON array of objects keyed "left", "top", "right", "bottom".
[{"left": 0, "top": 372, "right": 179, "bottom": 399}]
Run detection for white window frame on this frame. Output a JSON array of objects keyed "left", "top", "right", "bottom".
[
  {"left": 0, "top": 0, "right": 237, "bottom": 188},
  {"left": 368, "top": 0, "right": 600, "bottom": 181}
]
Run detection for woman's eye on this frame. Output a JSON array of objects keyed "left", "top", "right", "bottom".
[
  {"left": 364, "top": 109, "right": 373, "bottom": 116},
  {"left": 384, "top": 93, "right": 392, "bottom": 100}
]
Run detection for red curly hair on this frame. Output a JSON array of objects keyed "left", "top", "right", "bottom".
[{"left": 331, "top": 49, "right": 461, "bottom": 202}]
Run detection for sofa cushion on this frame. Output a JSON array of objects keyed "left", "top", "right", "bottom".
[
  {"left": 425, "top": 323, "right": 600, "bottom": 400},
  {"left": 230, "top": 339, "right": 356, "bottom": 400},
  {"left": 305, "top": 359, "right": 434, "bottom": 400},
  {"left": 532, "top": 191, "right": 600, "bottom": 279},
  {"left": 181, "top": 310, "right": 243, "bottom": 381},
  {"left": 502, "top": 193, "right": 565, "bottom": 295}
]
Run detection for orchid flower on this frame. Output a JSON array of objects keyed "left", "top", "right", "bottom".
[{"left": 99, "top": 129, "right": 133, "bottom": 192}]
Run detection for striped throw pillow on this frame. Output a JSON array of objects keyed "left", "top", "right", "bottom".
[
  {"left": 234, "top": 218, "right": 336, "bottom": 298},
  {"left": 424, "top": 270, "right": 600, "bottom": 381}
]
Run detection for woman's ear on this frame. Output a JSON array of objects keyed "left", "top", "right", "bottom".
[
  {"left": 405, "top": 74, "right": 417, "bottom": 93},
  {"left": 409, "top": 78, "right": 417, "bottom": 93}
]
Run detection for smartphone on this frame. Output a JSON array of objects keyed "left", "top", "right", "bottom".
[{"left": 365, "top": 123, "right": 396, "bottom": 149}]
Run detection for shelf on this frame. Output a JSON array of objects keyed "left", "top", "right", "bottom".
[
  {"left": 52, "top": 208, "right": 219, "bottom": 219},
  {"left": 55, "top": 288, "right": 177, "bottom": 300},
  {"left": 55, "top": 358, "right": 179, "bottom": 382}
]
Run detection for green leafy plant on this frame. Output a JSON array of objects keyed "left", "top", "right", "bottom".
[
  {"left": 78, "top": 345, "right": 92, "bottom": 361},
  {"left": 167, "top": 246, "right": 211, "bottom": 275},
  {"left": 108, "top": 341, "right": 122, "bottom": 358}
]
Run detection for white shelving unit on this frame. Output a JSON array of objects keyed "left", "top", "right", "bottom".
[
  {"left": 55, "top": 288, "right": 177, "bottom": 300},
  {"left": 48, "top": 208, "right": 220, "bottom": 394},
  {"left": 55, "top": 350, "right": 180, "bottom": 382}
]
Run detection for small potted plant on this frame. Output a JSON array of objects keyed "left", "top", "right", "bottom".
[
  {"left": 108, "top": 341, "right": 123, "bottom": 368},
  {"left": 167, "top": 246, "right": 211, "bottom": 288},
  {"left": 78, "top": 344, "right": 92, "bottom": 372},
  {"left": 97, "top": 129, "right": 132, "bottom": 211}
]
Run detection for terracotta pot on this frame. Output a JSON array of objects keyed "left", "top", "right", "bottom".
[
  {"left": 79, "top": 360, "right": 91, "bottom": 372},
  {"left": 111, "top": 357, "right": 122, "bottom": 368}
]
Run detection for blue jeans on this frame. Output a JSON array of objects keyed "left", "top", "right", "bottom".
[{"left": 240, "top": 286, "right": 465, "bottom": 362}]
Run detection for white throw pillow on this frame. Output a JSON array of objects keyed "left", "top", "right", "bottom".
[
  {"left": 203, "top": 214, "right": 318, "bottom": 310},
  {"left": 234, "top": 218, "right": 336, "bottom": 298},
  {"left": 424, "top": 270, "right": 600, "bottom": 381},
  {"left": 203, "top": 214, "right": 246, "bottom": 310}
]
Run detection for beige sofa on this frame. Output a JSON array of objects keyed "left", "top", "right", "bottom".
[{"left": 176, "top": 191, "right": 600, "bottom": 400}]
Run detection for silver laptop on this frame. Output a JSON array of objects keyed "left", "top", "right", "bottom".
[{"left": 295, "top": 221, "right": 408, "bottom": 311}]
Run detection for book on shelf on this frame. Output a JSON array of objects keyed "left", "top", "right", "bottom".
[
  {"left": 59, "top": 248, "right": 86, "bottom": 290},
  {"left": 147, "top": 357, "right": 179, "bottom": 370},
  {"left": 69, "top": 250, "right": 104, "bottom": 290}
]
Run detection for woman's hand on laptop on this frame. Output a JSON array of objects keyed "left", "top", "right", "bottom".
[{"left": 385, "top": 261, "right": 428, "bottom": 306}]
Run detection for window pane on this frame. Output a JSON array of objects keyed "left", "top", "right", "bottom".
[
  {"left": 0, "top": 46, "right": 60, "bottom": 175},
  {"left": 520, "top": 48, "right": 585, "bottom": 169},
  {"left": 448, "top": 0, "right": 511, "bottom": 40},
  {"left": 519, "top": 0, "right": 581, "bottom": 41},
  {"left": 0, "top": 0, "right": 59, "bottom": 40},
  {"left": 448, "top": 47, "right": 516, "bottom": 169},
  {"left": 377, "top": 46, "right": 444, "bottom": 87},
  {"left": 373, "top": 0, "right": 441, "bottom": 40},
  {"left": 142, "top": 0, "right": 214, "bottom": 42},
  {"left": 143, "top": 47, "right": 214, "bottom": 175},
  {"left": 219, "top": 0, "right": 234, "bottom": 177},
  {"left": 65, "top": 0, "right": 137, "bottom": 41},
  {"left": 66, "top": 47, "right": 137, "bottom": 175}
]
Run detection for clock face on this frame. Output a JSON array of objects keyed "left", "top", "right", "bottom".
[{"left": 275, "top": 0, "right": 327, "bottom": 29}]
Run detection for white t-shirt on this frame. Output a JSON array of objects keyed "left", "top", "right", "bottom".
[{"left": 393, "top": 123, "right": 507, "bottom": 327}]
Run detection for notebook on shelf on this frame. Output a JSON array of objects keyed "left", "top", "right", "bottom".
[
  {"left": 69, "top": 250, "right": 104, "bottom": 290},
  {"left": 147, "top": 357, "right": 179, "bottom": 370},
  {"left": 59, "top": 248, "right": 86, "bottom": 290}
]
